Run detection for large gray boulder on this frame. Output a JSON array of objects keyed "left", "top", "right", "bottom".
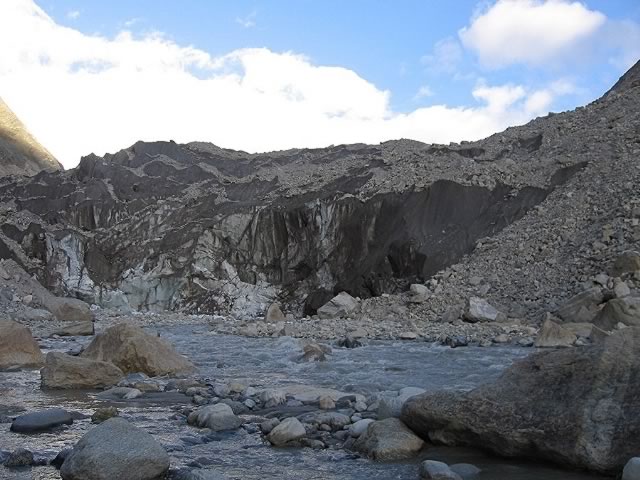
[
  {"left": 60, "top": 417, "right": 169, "bottom": 480},
  {"left": 554, "top": 287, "right": 604, "bottom": 323},
  {"left": 401, "top": 327, "right": 640, "bottom": 474},
  {"left": 187, "top": 403, "right": 242, "bottom": 431},
  {"left": 81, "top": 323, "right": 195, "bottom": 376},
  {"left": 317, "top": 292, "right": 358, "bottom": 319},
  {"left": 534, "top": 318, "right": 577, "bottom": 347},
  {"left": 41, "top": 352, "right": 124, "bottom": 389},
  {"left": 267, "top": 417, "right": 307, "bottom": 446},
  {"left": 11, "top": 408, "right": 73, "bottom": 433},
  {"left": 594, "top": 297, "right": 640, "bottom": 332},
  {"left": 464, "top": 297, "right": 499, "bottom": 322},
  {"left": 0, "top": 319, "right": 43, "bottom": 370},
  {"left": 353, "top": 418, "right": 424, "bottom": 461}
]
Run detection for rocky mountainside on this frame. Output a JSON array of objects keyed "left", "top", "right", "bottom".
[
  {"left": 0, "top": 61, "right": 638, "bottom": 321},
  {"left": 0, "top": 98, "right": 62, "bottom": 177}
]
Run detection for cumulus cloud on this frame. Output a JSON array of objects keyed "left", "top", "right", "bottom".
[
  {"left": 460, "top": 0, "right": 607, "bottom": 67},
  {"left": 0, "top": 0, "right": 576, "bottom": 168},
  {"left": 413, "top": 85, "right": 434, "bottom": 100},
  {"left": 66, "top": 9, "right": 80, "bottom": 20}
]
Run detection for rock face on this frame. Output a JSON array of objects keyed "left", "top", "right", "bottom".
[
  {"left": 401, "top": 327, "right": 640, "bottom": 474},
  {"left": 10, "top": 408, "right": 73, "bottom": 433},
  {"left": 0, "top": 97, "right": 62, "bottom": 177},
  {"left": 60, "top": 417, "right": 170, "bottom": 480},
  {"left": 81, "top": 323, "right": 195, "bottom": 376},
  {"left": 0, "top": 319, "right": 43, "bottom": 370},
  {"left": 0, "top": 62, "right": 638, "bottom": 321},
  {"left": 353, "top": 418, "right": 424, "bottom": 461},
  {"left": 41, "top": 352, "right": 124, "bottom": 389}
]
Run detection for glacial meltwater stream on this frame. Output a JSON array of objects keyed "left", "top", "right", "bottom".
[{"left": 0, "top": 325, "right": 610, "bottom": 479}]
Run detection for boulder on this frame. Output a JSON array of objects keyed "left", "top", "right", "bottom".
[
  {"left": 464, "top": 297, "right": 499, "bottom": 322},
  {"left": 91, "top": 407, "right": 119, "bottom": 424},
  {"left": 187, "top": 403, "right": 242, "bottom": 431},
  {"left": 420, "top": 460, "right": 463, "bottom": 479},
  {"left": 350, "top": 418, "right": 375, "bottom": 437},
  {"left": 353, "top": 418, "right": 424, "bottom": 461},
  {"left": 409, "top": 284, "right": 430, "bottom": 303},
  {"left": 267, "top": 417, "right": 306, "bottom": 446},
  {"left": 534, "top": 318, "right": 577, "bottom": 347},
  {"left": 53, "top": 321, "right": 94, "bottom": 337},
  {"left": 264, "top": 303, "right": 286, "bottom": 323},
  {"left": 623, "top": 457, "right": 640, "bottom": 480},
  {"left": 401, "top": 327, "right": 640, "bottom": 473},
  {"left": 60, "top": 417, "right": 169, "bottom": 480},
  {"left": 378, "top": 387, "right": 426, "bottom": 419},
  {"left": 11, "top": 408, "right": 73, "bottom": 433},
  {"left": 612, "top": 251, "right": 640, "bottom": 276},
  {"left": 81, "top": 323, "right": 195, "bottom": 376},
  {"left": 41, "top": 352, "right": 124, "bottom": 389},
  {"left": 0, "top": 319, "right": 44, "bottom": 370},
  {"left": 43, "top": 296, "right": 93, "bottom": 323},
  {"left": 555, "top": 288, "right": 603, "bottom": 323},
  {"left": 317, "top": 292, "right": 358, "bottom": 319},
  {"left": 299, "top": 343, "right": 331, "bottom": 362},
  {"left": 594, "top": 297, "right": 640, "bottom": 332}
]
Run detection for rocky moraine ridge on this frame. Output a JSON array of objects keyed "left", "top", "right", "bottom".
[{"left": 0, "top": 61, "right": 639, "bottom": 480}]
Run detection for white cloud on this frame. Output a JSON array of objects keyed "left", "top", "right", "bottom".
[
  {"left": 421, "top": 37, "right": 463, "bottom": 73},
  {"left": 236, "top": 10, "right": 257, "bottom": 28},
  {"left": 413, "top": 85, "right": 434, "bottom": 100},
  {"left": 460, "top": 0, "right": 606, "bottom": 67},
  {"left": 66, "top": 9, "right": 80, "bottom": 20},
  {"left": 0, "top": 0, "right": 576, "bottom": 168}
]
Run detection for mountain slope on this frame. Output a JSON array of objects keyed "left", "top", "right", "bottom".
[
  {"left": 0, "top": 60, "right": 637, "bottom": 321},
  {"left": 0, "top": 97, "right": 62, "bottom": 177}
]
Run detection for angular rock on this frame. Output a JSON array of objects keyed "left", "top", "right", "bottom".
[
  {"left": 555, "top": 288, "right": 603, "bottom": 323},
  {"left": 594, "top": 297, "right": 640, "bottom": 332},
  {"left": 0, "top": 319, "right": 43, "bottom": 370},
  {"left": 187, "top": 403, "right": 242, "bottom": 431},
  {"left": 420, "top": 460, "right": 462, "bottom": 480},
  {"left": 267, "top": 417, "right": 306, "bottom": 446},
  {"left": 353, "top": 418, "right": 424, "bottom": 461},
  {"left": 299, "top": 343, "right": 331, "bottom": 362},
  {"left": 464, "top": 297, "right": 499, "bottom": 323},
  {"left": 11, "top": 408, "right": 73, "bottom": 433},
  {"left": 259, "top": 389, "right": 287, "bottom": 408},
  {"left": 60, "top": 417, "right": 169, "bottom": 480},
  {"left": 81, "top": 323, "right": 195, "bottom": 376},
  {"left": 534, "top": 319, "right": 577, "bottom": 348},
  {"left": 264, "top": 303, "right": 286, "bottom": 323},
  {"left": 43, "top": 296, "right": 93, "bottom": 323},
  {"left": 41, "top": 352, "right": 124, "bottom": 389},
  {"left": 401, "top": 327, "right": 640, "bottom": 473},
  {"left": 91, "top": 407, "right": 119, "bottom": 424},
  {"left": 317, "top": 292, "right": 358, "bottom": 319}
]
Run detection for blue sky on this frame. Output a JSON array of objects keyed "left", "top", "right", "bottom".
[{"left": 1, "top": 0, "right": 639, "bottom": 166}]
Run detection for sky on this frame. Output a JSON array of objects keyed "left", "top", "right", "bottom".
[{"left": 0, "top": 0, "right": 639, "bottom": 168}]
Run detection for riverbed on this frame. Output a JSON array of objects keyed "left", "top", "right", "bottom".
[{"left": 0, "top": 324, "right": 610, "bottom": 480}]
